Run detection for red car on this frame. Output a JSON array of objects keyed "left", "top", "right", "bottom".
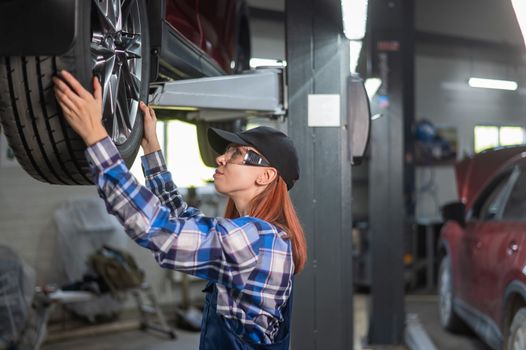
[
  {"left": 438, "top": 146, "right": 526, "bottom": 350},
  {"left": 0, "top": 0, "right": 250, "bottom": 185}
]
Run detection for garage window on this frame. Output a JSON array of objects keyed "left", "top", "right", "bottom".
[
  {"left": 165, "top": 120, "right": 214, "bottom": 188},
  {"left": 474, "top": 125, "right": 525, "bottom": 153},
  {"left": 130, "top": 120, "right": 214, "bottom": 188}
]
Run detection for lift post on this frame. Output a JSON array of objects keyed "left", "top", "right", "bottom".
[{"left": 286, "top": 0, "right": 354, "bottom": 349}]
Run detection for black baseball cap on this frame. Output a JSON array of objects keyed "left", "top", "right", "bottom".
[{"left": 207, "top": 126, "right": 300, "bottom": 190}]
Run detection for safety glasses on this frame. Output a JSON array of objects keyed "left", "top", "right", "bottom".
[{"left": 224, "top": 145, "right": 271, "bottom": 167}]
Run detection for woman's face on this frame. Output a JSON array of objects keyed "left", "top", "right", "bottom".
[{"left": 213, "top": 144, "right": 269, "bottom": 196}]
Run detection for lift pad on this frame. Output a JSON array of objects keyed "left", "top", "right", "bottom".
[{"left": 149, "top": 68, "right": 286, "bottom": 120}]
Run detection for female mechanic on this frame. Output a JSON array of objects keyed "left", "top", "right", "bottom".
[{"left": 53, "top": 71, "right": 307, "bottom": 350}]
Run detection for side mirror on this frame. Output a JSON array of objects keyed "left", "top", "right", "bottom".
[{"left": 441, "top": 202, "right": 466, "bottom": 227}]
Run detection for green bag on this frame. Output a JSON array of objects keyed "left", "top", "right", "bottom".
[{"left": 89, "top": 245, "right": 145, "bottom": 294}]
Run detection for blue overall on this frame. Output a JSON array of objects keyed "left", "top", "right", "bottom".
[{"left": 199, "top": 282, "right": 293, "bottom": 350}]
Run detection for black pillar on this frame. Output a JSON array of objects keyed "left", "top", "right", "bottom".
[
  {"left": 286, "top": 0, "right": 353, "bottom": 349},
  {"left": 367, "top": 0, "right": 415, "bottom": 345}
]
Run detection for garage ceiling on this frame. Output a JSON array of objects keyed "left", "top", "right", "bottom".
[
  {"left": 416, "top": 0, "right": 524, "bottom": 46},
  {"left": 248, "top": 0, "right": 524, "bottom": 48}
]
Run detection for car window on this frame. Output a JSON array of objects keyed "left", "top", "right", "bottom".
[
  {"left": 502, "top": 167, "right": 526, "bottom": 221},
  {"left": 473, "top": 171, "right": 513, "bottom": 221}
]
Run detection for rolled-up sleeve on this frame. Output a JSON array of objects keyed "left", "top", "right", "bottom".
[{"left": 140, "top": 150, "right": 197, "bottom": 218}]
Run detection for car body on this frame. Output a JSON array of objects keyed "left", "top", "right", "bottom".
[
  {"left": 438, "top": 146, "right": 526, "bottom": 349},
  {"left": 165, "top": 0, "right": 250, "bottom": 75},
  {"left": 156, "top": 0, "right": 251, "bottom": 80},
  {"left": 0, "top": 0, "right": 250, "bottom": 77}
]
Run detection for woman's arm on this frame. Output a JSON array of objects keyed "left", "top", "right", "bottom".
[{"left": 139, "top": 103, "right": 199, "bottom": 219}]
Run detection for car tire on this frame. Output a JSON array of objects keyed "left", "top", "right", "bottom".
[
  {"left": 0, "top": 0, "right": 150, "bottom": 185},
  {"left": 506, "top": 307, "right": 526, "bottom": 350},
  {"left": 438, "top": 256, "right": 468, "bottom": 333}
]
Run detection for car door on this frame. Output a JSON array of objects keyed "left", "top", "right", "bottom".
[
  {"left": 465, "top": 167, "right": 521, "bottom": 318},
  {"left": 486, "top": 165, "right": 526, "bottom": 323},
  {"left": 459, "top": 169, "right": 515, "bottom": 308}
]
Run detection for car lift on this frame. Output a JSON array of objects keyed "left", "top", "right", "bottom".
[{"left": 148, "top": 68, "right": 287, "bottom": 119}]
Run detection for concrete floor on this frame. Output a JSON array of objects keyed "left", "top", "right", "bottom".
[
  {"left": 41, "top": 328, "right": 200, "bottom": 350},
  {"left": 40, "top": 294, "right": 490, "bottom": 350},
  {"left": 405, "top": 294, "right": 490, "bottom": 350}
]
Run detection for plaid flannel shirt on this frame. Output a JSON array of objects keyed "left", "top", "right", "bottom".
[{"left": 85, "top": 137, "right": 294, "bottom": 344}]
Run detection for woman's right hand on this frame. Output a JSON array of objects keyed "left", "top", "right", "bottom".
[{"left": 140, "top": 101, "right": 161, "bottom": 154}]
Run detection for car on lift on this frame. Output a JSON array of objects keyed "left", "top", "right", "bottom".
[
  {"left": 438, "top": 145, "right": 526, "bottom": 350},
  {"left": 0, "top": 0, "right": 250, "bottom": 185}
]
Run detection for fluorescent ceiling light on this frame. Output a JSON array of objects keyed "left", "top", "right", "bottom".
[
  {"left": 249, "top": 58, "right": 287, "bottom": 68},
  {"left": 512, "top": 0, "right": 526, "bottom": 47},
  {"left": 371, "top": 113, "right": 383, "bottom": 121},
  {"left": 468, "top": 77, "right": 518, "bottom": 91},
  {"left": 349, "top": 41, "right": 363, "bottom": 73},
  {"left": 341, "top": 0, "right": 369, "bottom": 40},
  {"left": 364, "top": 78, "right": 382, "bottom": 100}
]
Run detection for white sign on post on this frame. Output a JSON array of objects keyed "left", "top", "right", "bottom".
[{"left": 307, "top": 94, "right": 341, "bottom": 127}]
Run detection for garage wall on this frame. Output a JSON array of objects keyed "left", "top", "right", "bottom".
[
  {"left": 414, "top": 54, "right": 526, "bottom": 219},
  {"left": 0, "top": 163, "right": 95, "bottom": 284}
]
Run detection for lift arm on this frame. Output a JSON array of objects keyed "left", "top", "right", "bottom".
[{"left": 148, "top": 68, "right": 287, "bottom": 121}]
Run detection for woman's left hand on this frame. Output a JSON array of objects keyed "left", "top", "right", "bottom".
[{"left": 53, "top": 70, "right": 108, "bottom": 146}]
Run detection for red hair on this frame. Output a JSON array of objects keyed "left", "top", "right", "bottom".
[{"left": 224, "top": 177, "right": 307, "bottom": 274}]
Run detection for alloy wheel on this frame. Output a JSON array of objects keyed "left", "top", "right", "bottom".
[{"left": 91, "top": 0, "right": 143, "bottom": 145}]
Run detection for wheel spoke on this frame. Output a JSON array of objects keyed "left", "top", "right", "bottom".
[
  {"left": 93, "top": 0, "right": 117, "bottom": 33},
  {"left": 110, "top": 65, "right": 130, "bottom": 144},
  {"left": 110, "top": 67, "right": 121, "bottom": 116},
  {"left": 114, "top": 0, "right": 123, "bottom": 32},
  {"left": 121, "top": 57, "right": 141, "bottom": 101},
  {"left": 114, "top": 93, "right": 132, "bottom": 144},
  {"left": 121, "top": 0, "right": 137, "bottom": 25},
  {"left": 114, "top": 103, "right": 126, "bottom": 143},
  {"left": 96, "top": 56, "right": 117, "bottom": 109},
  {"left": 128, "top": 100, "right": 139, "bottom": 133},
  {"left": 118, "top": 62, "right": 139, "bottom": 137}
]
